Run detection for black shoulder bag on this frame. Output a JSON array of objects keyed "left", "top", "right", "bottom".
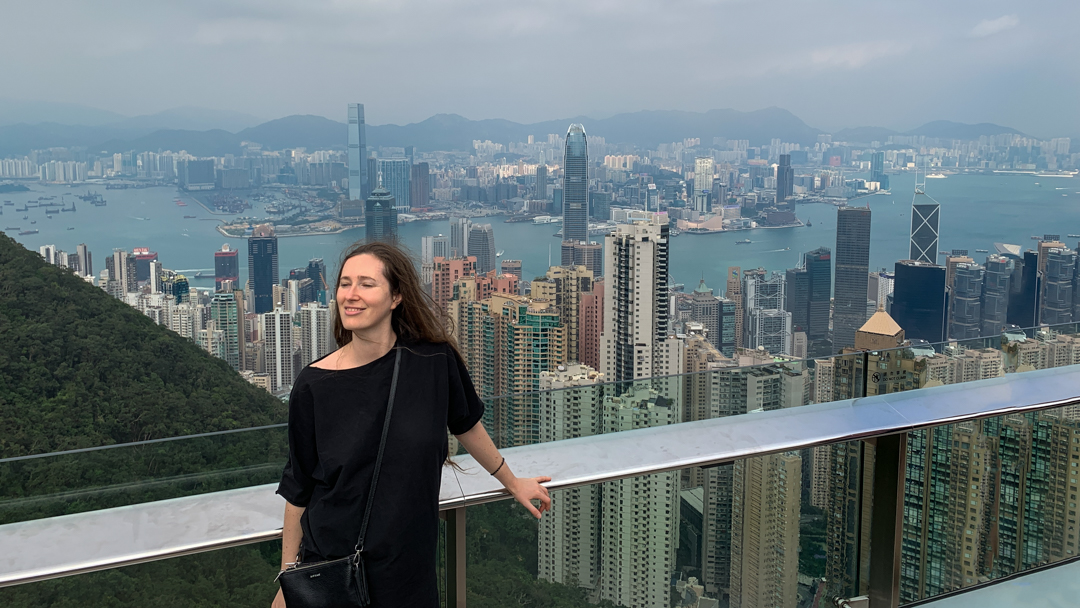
[{"left": 277, "top": 348, "right": 402, "bottom": 608}]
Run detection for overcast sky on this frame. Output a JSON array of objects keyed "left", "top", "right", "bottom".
[{"left": 2, "top": 0, "right": 1077, "bottom": 137}]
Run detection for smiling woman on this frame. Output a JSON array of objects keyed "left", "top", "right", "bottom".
[{"left": 272, "top": 240, "right": 551, "bottom": 608}]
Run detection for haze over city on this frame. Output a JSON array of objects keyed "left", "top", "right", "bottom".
[{"left": 2, "top": 1, "right": 1078, "bottom": 137}]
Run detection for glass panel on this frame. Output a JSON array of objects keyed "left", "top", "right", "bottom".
[
  {"left": 1, "top": 540, "right": 284, "bottom": 608},
  {"left": 0, "top": 425, "right": 288, "bottom": 525}
]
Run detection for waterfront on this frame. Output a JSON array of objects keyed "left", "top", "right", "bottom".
[{"left": 3, "top": 172, "right": 1080, "bottom": 293}]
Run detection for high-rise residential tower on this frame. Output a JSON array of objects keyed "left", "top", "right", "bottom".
[
  {"left": 249, "top": 224, "right": 279, "bottom": 314},
  {"left": 834, "top": 207, "right": 872, "bottom": 350},
  {"left": 210, "top": 292, "right": 242, "bottom": 371},
  {"left": 563, "top": 124, "right": 589, "bottom": 244},
  {"left": 727, "top": 267, "right": 744, "bottom": 349},
  {"left": 377, "top": 158, "right": 411, "bottom": 211},
  {"left": 347, "top": 103, "right": 368, "bottom": 201},
  {"left": 76, "top": 243, "right": 92, "bottom": 278},
  {"left": 601, "top": 213, "right": 670, "bottom": 382},
  {"left": 260, "top": 308, "right": 294, "bottom": 392}
]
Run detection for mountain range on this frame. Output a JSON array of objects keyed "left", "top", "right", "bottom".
[{"left": 0, "top": 99, "right": 1030, "bottom": 158}]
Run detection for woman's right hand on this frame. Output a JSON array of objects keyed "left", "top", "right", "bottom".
[{"left": 272, "top": 588, "right": 286, "bottom": 608}]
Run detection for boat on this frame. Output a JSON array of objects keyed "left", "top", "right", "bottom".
[
  {"left": 975, "top": 249, "right": 989, "bottom": 253},
  {"left": 44, "top": 209, "right": 59, "bottom": 215},
  {"left": 496, "top": 250, "right": 504, "bottom": 257},
  {"left": 30, "top": 220, "right": 36, "bottom": 224},
  {"left": 176, "top": 201, "right": 188, "bottom": 207},
  {"left": 783, "top": 247, "right": 790, "bottom": 251},
  {"left": 18, "top": 229, "right": 38, "bottom": 235},
  {"left": 1068, "top": 234, "right": 1080, "bottom": 238},
  {"left": 735, "top": 239, "right": 752, "bottom": 245},
  {"left": 67, "top": 227, "right": 75, "bottom": 230},
  {"left": 184, "top": 215, "right": 197, "bottom": 219},
  {"left": 5, "top": 227, "right": 19, "bottom": 230},
  {"left": 3, "top": 201, "right": 12, "bottom": 205},
  {"left": 926, "top": 173, "right": 947, "bottom": 179}
]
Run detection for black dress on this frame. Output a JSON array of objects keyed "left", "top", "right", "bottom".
[{"left": 276, "top": 339, "right": 485, "bottom": 607}]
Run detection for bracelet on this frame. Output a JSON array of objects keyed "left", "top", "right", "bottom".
[{"left": 490, "top": 457, "right": 505, "bottom": 476}]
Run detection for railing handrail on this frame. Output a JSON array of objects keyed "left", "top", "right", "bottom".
[{"left": 1, "top": 365, "right": 1079, "bottom": 588}]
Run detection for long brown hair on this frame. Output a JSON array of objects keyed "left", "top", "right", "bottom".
[{"left": 332, "top": 240, "right": 455, "bottom": 349}]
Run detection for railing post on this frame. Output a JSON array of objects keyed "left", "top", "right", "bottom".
[
  {"left": 445, "top": 506, "right": 466, "bottom": 608},
  {"left": 866, "top": 432, "right": 906, "bottom": 608}
]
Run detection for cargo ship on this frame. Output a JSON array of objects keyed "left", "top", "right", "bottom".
[{"left": 18, "top": 229, "right": 38, "bottom": 235}]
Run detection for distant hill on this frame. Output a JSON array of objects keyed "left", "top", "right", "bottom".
[
  {"left": 113, "top": 106, "right": 265, "bottom": 133},
  {"left": 0, "top": 233, "right": 284, "bottom": 457},
  {"left": 832, "top": 126, "right": 900, "bottom": 144},
  {"left": 906, "top": 120, "right": 1025, "bottom": 139},
  {"left": 96, "top": 128, "right": 244, "bottom": 157},
  {"left": 237, "top": 114, "right": 345, "bottom": 151},
  {"left": 0, "top": 98, "right": 126, "bottom": 128}
]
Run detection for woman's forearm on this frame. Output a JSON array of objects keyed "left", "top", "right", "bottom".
[
  {"left": 455, "top": 422, "right": 515, "bottom": 483},
  {"left": 280, "top": 502, "right": 306, "bottom": 570}
]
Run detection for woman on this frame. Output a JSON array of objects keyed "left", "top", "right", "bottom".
[{"left": 272, "top": 241, "right": 551, "bottom": 608}]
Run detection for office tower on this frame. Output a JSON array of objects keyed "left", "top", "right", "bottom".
[
  {"left": 76, "top": 243, "right": 92, "bottom": 277},
  {"left": 210, "top": 293, "right": 241, "bottom": 371},
  {"left": 248, "top": 224, "right": 279, "bottom": 314},
  {"left": 1008, "top": 250, "right": 1041, "bottom": 328},
  {"left": 260, "top": 309, "right": 294, "bottom": 392},
  {"left": 131, "top": 248, "right": 158, "bottom": 283},
  {"left": 870, "top": 151, "right": 888, "bottom": 189},
  {"left": 785, "top": 267, "right": 808, "bottom": 335},
  {"left": 467, "top": 224, "right": 496, "bottom": 274},
  {"left": 1041, "top": 247, "right": 1076, "bottom": 324},
  {"left": 694, "top": 156, "right": 715, "bottom": 212},
  {"left": 298, "top": 303, "right": 334, "bottom": 367},
  {"left": 347, "top": 103, "right": 368, "bottom": 201},
  {"left": 802, "top": 247, "right": 833, "bottom": 356},
  {"left": 598, "top": 387, "right": 679, "bottom": 608},
  {"left": 868, "top": 269, "right": 895, "bottom": 309},
  {"left": 532, "top": 265, "right": 593, "bottom": 364},
  {"left": 409, "top": 162, "right": 430, "bottom": 209},
  {"left": 376, "top": 159, "right": 410, "bottom": 211},
  {"left": 214, "top": 244, "right": 239, "bottom": 292},
  {"left": 579, "top": 280, "right": 604, "bottom": 371},
  {"left": 744, "top": 269, "right": 792, "bottom": 356},
  {"left": 892, "top": 260, "right": 948, "bottom": 343},
  {"left": 775, "top": 153, "right": 793, "bottom": 203},
  {"left": 420, "top": 235, "right": 451, "bottom": 286},
  {"left": 690, "top": 279, "right": 721, "bottom": 349},
  {"left": 366, "top": 156, "right": 378, "bottom": 192},
  {"left": 538, "top": 366, "right": 603, "bottom": 592},
  {"left": 364, "top": 188, "right": 398, "bottom": 245},
  {"left": 949, "top": 263, "right": 984, "bottom": 339},
  {"left": 601, "top": 214, "right": 670, "bottom": 382},
  {"left": 535, "top": 164, "right": 548, "bottom": 200},
  {"left": 981, "top": 255, "right": 1011, "bottom": 336},
  {"left": 834, "top": 207, "right": 872, "bottom": 350},
  {"left": 306, "top": 258, "right": 327, "bottom": 305},
  {"left": 726, "top": 267, "right": 744, "bottom": 349},
  {"left": 449, "top": 217, "right": 471, "bottom": 258},
  {"left": 729, "top": 451, "right": 801, "bottom": 608},
  {"left": 908, "top": 203, "right": 940, "bottom": 266},
  {"left": 945, "top": 253, "right": 974, "bottom": 290},
  {"left": 560, "top": 240, "right": 603, "bottom": 278},
  {"left": 563, "top": 124, "right": 589, "bottom": 243}
]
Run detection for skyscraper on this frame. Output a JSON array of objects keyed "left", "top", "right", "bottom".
[
  {"left": 870, "top": 151, "right": 888, "bottom": 189},
  {"left": 365, "top": 188, "right": 398, "bottom": 245},
  {"left": 449, "top": 217, "right": 471, "bottom": 258},
  {"left": 563, "top": 124, "right": 589, "bottom": 243},
  {"left": 775, "top": 153, "right": 793, "bottom": 203},
  {"left": 377, "top": 158, "right": 411, "bottom": 211},
  {"left": 727, "top": 266, "right": 744, "bottom": 349},
  {"left": 695, "top": 156, "right": 715, "bottom": 212},
  {"left": 1041, "top": 247, "right": 1076, "bottom": 325},
  {"left": 601, "top": 214, "right": 670, "bottom": 382},
  {"left": 744, "top": 269, "right": 792, "bottom": 355},
  {"left": 76, "top": 243, "right": 92, "bottom": 278},
  {"left": 891, "top": 260, "right": 947, "bottom": 343},
  {"left": 532, "top": 265, "right": 593, "bottom": 364},
  {"left": 260, "top": 308, "right": 294, "bottom": 392},
  {"left": 535, "top": 164, "right": 548, "bottom": 200},
  {"left": 909, "top": 203, "right": 940, "bottom": 264},
  {"left": 949, "top": 262, "right": 984, "bottom": 339},
  {"left": 298, "top": 303, "right": 334, "bottom": 367},
  {"left": 560, "top": 240, "right": 603, "bottom": 278},
  {"left": 409, "top": 162, "right": 430, "bottom": 209},
  {"left": 467, "top": 224, "right": 496, "bottom": 274},
  {"left": 805, "top": 247, "right": 833, "bottom": 355},
  {"left": 981, "top": 255, "right": 1011, "bottom": 336},
  {"left": 248, "top": 224, "right": 279, "bottom": 314},
  {"left": 214, "top": 244, "right": 239, "bottom": 292},
  {"left": 347, "top": 103, "right": 368, "bottom": 201},
  {"left": 834, "top": 207, "right": 872, "bottom": 350},
  {"left": 691, "top": 279, "right": 721, "bottom": 349},
  {"left": 1008, "top": 251, "right": 1040, "bottom": 328},
  {"left": 306, "top": 258, "right": 328, "bottom": 305}
]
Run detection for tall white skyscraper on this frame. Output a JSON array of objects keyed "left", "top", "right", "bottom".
[
  {"left": 299, "top": 303, "right": 334, "bottom": 367},
  {"left": 347, "top": 103, "right": 368, "bottom": 201},
  {"left": 601, "top": 213, "right": 670, "bottom": 382},
  {"left": 260, "top": 309, "right": 295, "bottom": 392},
  {"left": 421, "top": 234, "right": 451, "bottom": 286}
]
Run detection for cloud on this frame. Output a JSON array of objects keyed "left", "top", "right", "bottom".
[
  {"left": 809, "top": 41, "right": 911, "bottom": 69},
  {"left": 970, "top": 15, "right": 1019, "bottom": 38}
]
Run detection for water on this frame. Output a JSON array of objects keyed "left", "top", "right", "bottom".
[{"left": 4, "top": 172, "right": 1080, "bottom": 293}]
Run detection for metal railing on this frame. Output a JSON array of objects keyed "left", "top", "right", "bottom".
[{"left": 3, "top": 364, "right": 1079, "bottom": 607}]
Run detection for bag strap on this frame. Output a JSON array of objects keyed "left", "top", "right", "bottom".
[{"left": 354, "top": 347, "right": 402, "bottom": 555}]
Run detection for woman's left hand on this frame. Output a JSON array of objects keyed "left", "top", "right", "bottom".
[{"left": 505, "top": 476, "right": 552, "bottom": 519}]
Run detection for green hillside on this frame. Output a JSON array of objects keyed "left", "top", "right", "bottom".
[{"left": 0, "top": 233, "right": 284, "bottom": 459}]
